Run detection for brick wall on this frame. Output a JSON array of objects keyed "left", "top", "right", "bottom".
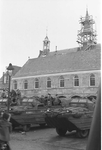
[{"left": 11, "top": 71, "right": 100, "bottom": 98}]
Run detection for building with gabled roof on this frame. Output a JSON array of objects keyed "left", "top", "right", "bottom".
[
  {"left": 11, "top": 9, "right": 101, "bottom": 98},
  {"left": 0, "top": 65, "right": 21, "bottom": 96},
  {"left": 13, "top": 44, "right": 100, "bottom": 78}
]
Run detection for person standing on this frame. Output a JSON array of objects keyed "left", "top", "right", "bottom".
[
  {"left": 47, "top": 93, "right": 53, "bottom": 106},
  {"left": 54, "top": 94, "right": 61, "bottom": 105},
  {"left": 0, "top": 113, "right": 12, "bottom": 150},
  {"left": 16, "top": 89, "right": 22, "bottom": 105}
]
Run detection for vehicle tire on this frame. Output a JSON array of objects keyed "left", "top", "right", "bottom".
[
  {"left": 77, "top": 129, "right": 89, "bottom": 138},
  {"left": 56, "top": 128, "right": 67, "bottom": 136},
  {"left": 23, "top": 124, "right": 31, "bottom": 131}
]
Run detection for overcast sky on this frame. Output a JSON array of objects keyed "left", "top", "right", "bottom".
[{"left": 0, "top": 0, "right": 101, "bottom": 77}]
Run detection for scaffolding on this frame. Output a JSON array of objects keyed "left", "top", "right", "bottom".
[{"left": 77, "top": 9, "right": 97, "bottom": 50}]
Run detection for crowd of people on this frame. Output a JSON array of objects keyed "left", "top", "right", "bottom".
[
  {"left": 1, "top": 89, "right": 22, "bottom": 106},
  {"left": 40, "top": 93, "right": 61, "bottom": 106},
  {"left": 1, "top": 88, "right": 62, "bottom": 107}
]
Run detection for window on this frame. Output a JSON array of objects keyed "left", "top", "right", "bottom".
[
  {"left": 35, "top": 78, "right": 39, "bottom": 88},
  {"left": 13, "top": 80, "right": 17, "bottom": 89},
  {"left": 24, "top": 80, "right": 28, "bottom": 89},
  {"left": 3, "top": 75, "right": 7, "bottom": 84},
  {"left": 74, "top": 75, "right": 79, "bottom": 86},
  {"left": 90, "top": 74, "right": 95, "bottom": 86},
  {"left": 47, "top": 77, "right": 51, "bottom": 88},
  {"left": 59, "top": 76, "right": 64, "bottom": 87}
]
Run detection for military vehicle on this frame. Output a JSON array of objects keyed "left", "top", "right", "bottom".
[
  {"left": 9, "top": 96, "right": 62, "bottom": 131},
  {"left": 44, "top": 97, "right": 95, "bottom": 138},
  {"left": 9, "top": 97, "right": 47, "bottom": 131}
]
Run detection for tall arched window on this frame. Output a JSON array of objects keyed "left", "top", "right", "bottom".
[
  {"left": 90, "top": 74, "right": 95, "bottom": 86},
  {"left": 74, "top": 75, "right": 79, "bottom": 86},
  {"left": 47, "top": 77, "right": 51, "bottom": 88},
  {"left": 59, "top": 76, "right": 64, "bottom": 87},
  {"left": 13, "top": 80, "right": 17, "bottom": 89},
  {"left": 24, "top": 80, "right": 28, "bottom": 89},
  {"left": 35, "top": 78, "right": 39, "bottom": 88}
]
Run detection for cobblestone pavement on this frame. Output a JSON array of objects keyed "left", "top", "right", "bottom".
[{"left": 10, "top": 126, "right": 88, "bottom": 150}]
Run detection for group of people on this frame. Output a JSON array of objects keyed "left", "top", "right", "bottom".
[
  {"left": 0, "top": 112, "right": 12, "bottom": 150},
  {"left": 1, "top": 88, "right": 62, "bottom": 108},
  {"left": 40, "top": 93, "right": 61, "bottom": 106},
  {"left": 1, "top": 89, "right": 22, "bottom": 106}
]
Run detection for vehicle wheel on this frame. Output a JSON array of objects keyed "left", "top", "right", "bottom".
[
  {"left": 56, "top": 128, "right": 67, "bottom": 136},
  {"left": 39, "top": 123, "right": 46, "bottom": 127},
  {"left": 77, "top": 129, "right": 89, "bottom": 138},
  {"left": 23, "top": 124, "right": 31, "bottom": 131}
]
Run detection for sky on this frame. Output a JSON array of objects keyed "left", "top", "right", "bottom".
[{"left": 0, "top": 0, "right": 101, "bottom": 77}]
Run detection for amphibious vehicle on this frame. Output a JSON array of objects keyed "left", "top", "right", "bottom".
[{"left": 44, "top": 97, "right": 95, "bottom": 138}]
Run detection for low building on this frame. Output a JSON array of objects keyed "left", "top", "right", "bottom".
[{"left": 0, "top": 65, "right": 21, "bottom": 96}]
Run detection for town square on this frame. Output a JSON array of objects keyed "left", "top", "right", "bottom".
[{"left": 0, "top": 0, "right": 101, "bottom": 150}]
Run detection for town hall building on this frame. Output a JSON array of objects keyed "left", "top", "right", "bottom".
[{"left": 11, "top": 9, "right": 101, "bottom": 98}]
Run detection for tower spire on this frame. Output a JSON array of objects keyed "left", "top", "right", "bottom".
[
  {"left": 77, "top": 9, "right": 97, "bottom": 50},
  {"left": 43, "top": 35, "right": 50, "bottom": 51},
  {"left": 86, "top": 7, "right": 89, "bottom": 18},
  {"left": 38, "top": 34, "right": 50, "bottom": 57},
  {"left": 46, "top": 26, "right": 48, "bottom": 36}
]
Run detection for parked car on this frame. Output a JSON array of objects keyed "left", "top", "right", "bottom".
[{"left": 44, "top": 97, "right": 95, "bottom": 138}]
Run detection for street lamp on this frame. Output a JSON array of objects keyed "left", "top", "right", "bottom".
[{"left": 7, "top": 63, "right": 14, "bottom": 112}]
